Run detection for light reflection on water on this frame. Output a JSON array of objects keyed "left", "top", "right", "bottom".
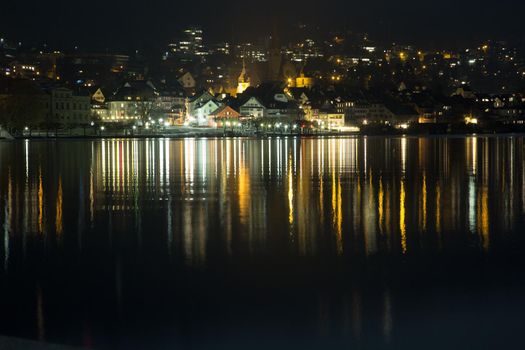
[{"left": 0, "top": 136, "right": 525, "bottom": 349}]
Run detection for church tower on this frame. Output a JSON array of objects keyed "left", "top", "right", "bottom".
[{"left": 236, "top": 59, "right": 250, "bottom": 95}]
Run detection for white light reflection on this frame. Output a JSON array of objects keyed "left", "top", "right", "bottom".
[
  {"left": 184, "top": 139, "right": 195, "bottom": 186},
  {"left": 165, "top": 139, "right": 170, "bottom": 185},
  {"left": 401, "top": 137, "right": 407, "bottom": 174},
  {"left": 160, "top": 139, "right": 164, "bottom": 186},
  {"left": 468, "top": 176, "right": 476, "bottom": 233},
  {"left": 25, "top": 139, "right": 29, "bottom": 180},
  {"left": 200, "top": 139, "right": 207, "bottom": 182}
]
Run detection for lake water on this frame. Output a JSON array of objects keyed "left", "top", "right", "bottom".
[{"left": 0, "top": 136, "right": 524, "bottom": 349}]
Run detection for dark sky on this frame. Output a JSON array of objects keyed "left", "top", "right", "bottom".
[{"left": 1, "top": 0, "right": 524, "bottom": 50}]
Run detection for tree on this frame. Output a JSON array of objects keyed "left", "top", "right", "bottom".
[
  {"left": 0, "top": 79, "right": 47, "bottom": 133},
  {"left": 135, "top": 100, "right": 153, "bottom": 126},
  {"left": 0, "top": 93, "right": 46, "bottom": 133}
]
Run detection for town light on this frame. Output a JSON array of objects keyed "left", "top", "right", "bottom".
[
  {"left": 100, "top": 126, "right": 105, "bottom": 131},
  {"left": 465, "top": 117, "right": 478, "bottom": 124}
]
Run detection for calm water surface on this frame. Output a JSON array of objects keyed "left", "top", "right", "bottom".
[{"left": 0, "top": 136, "right": 525, "bottom": 349}]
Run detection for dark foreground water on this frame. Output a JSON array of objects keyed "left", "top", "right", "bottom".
[{"left": 0, "top": 136, "right": 525, "bottom": 349}]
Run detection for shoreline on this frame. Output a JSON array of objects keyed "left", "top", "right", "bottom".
[{"left": 3, "top": 130, "right": 525, "bottom": 141}]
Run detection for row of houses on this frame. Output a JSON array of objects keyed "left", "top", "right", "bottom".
[
  {"left": 27, "top": 81, "right": 427, "bottom": 129},
  {"left": 185, "top": 82, "right": 304, "bottom": 126},
  {"left": 4, "top": 73, "right": 524, "bottom": 130},
  {"left": 0, "top": 79, "right": 92, "bottom": 127}
]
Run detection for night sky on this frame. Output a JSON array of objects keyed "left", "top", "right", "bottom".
[{"left": 1, "top": 0, "right": 524, "bottom": 50}]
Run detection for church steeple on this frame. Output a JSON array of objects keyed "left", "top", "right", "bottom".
[
  {"left": 239, "top": 58, "right": 248, "bottom": 84},
  {"left": 237, "top": 58, "right": 250, "bottom": 95}
]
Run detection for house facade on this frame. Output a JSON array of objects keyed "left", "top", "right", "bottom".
[
  {"left": 209, "top": 105, "right": 241, "bottom": 126},
  {"left": 239, "top": 97, "right": 265, "bottom": 118},
  {"left": 104, "top": 81, "right": 157, "bottom": 123},
  {"left": 50, "top": 87, "right": 92, "bottom": 125},
  {"left": 178, "top": 72, "right": 196, "bottom": 90},
  {"left": 193, "top": 99, "right": 221, "bottom": 126},
  {"left": 187, "top": 90, "right": 214, "bottom": 120}
]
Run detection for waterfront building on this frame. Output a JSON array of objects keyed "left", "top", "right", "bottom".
[
  {"left": 50, "top": 87, "right": 91, "bottom": 125},
  {"left": 209, "top": 105, "right": 241, "bottom": 125},
  {"left": 316, "top": 110, "right": 346, "bottom": 129},
  {"left": 192, "top": 99, "right": 222, "bottom": 126},
  {"left": 90, "top": 87, "right": 108, "bottom": 121},
  {"left": 239, "top": 97, "right": 266, "bottom": 118},
  {"left": 152, "top": 80, "right": 187, "bottom": 124},
  {"left": 105, "top": 81, "right": 157, "bottom": 123},
  {"left": 187, "top": 89, "right": 214, "bottom": 118}
]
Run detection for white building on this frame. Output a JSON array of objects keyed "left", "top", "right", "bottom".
[
  {"left": 239, "top": 97, "right": 265, "bottom": 118},
  {"left": 193, "top": 99, "right": 222, "bottom": 126}
]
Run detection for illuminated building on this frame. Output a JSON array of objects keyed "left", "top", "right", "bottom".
[
  {"left": 209, "top": 105, "right": 241, "bottom": 127},
  {"left": 193, "top": 99, "right": 222, "bottom": 126},
  {"left": 187, "top": 90, "right": 214, "bottom": 118},
  {"left": 105, "top": 81, "right": 157, "bottom": 123},
  {"left": 294, "top": 73, "right": 314, "bottom": 88},
  {"left": 236, "top": 60, "right": 250, "bottom": 95},
  {"left": 239, "top": 96, "right": 266, "bottom": 118},
  {"left": 168, "top": 26, "right": 206, "bottom": 57}
]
